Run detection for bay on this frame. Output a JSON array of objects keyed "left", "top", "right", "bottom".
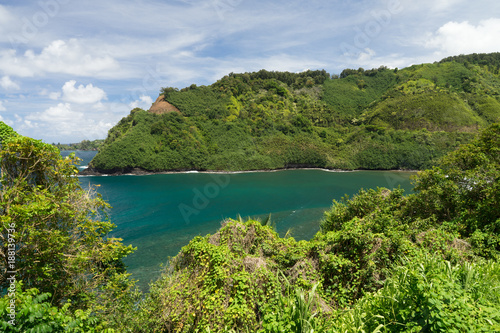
[
  {"left": 63, "top": 151, "right": 416, "bottom": 290},
  {"left": 61, "top": 150, "right": 98, "bottom": 171}
]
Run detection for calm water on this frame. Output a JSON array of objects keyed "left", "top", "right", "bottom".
[{"left": 63, "top": 151, "right": 416, "bottom": 290}]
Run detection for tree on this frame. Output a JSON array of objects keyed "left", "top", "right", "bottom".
[
  {"left": 0, "top": 122, "right": 18, "bottom": 146},
  {"left": 160, "top": 86, "right": 179, "bottom": 97},
  {"left": 407, "top": 124, "right": 500, "bottom": 258},
  {"left": 0, "top": 122, "right": 139, "bottom": 330},
  {"left": 410, "top": 124, "right": 500, "bottom": 227}
]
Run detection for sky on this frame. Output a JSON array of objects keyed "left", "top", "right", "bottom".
[{"left": 0, "top": 0, "right": 499, "bottom": 143}]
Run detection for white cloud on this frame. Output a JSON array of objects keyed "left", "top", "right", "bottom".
[
  {"left": 357, "top": 48, "right": 376, "bottom": 63},
  {"left": 24, "top": 102, "right": 118, "bottom": 141},
  {"left": 425, "top": 19, "right": 500, "bottom": 55},
  {"left": 0, "top": 101, "right": 6, "bottom": 111},
  {"left": 5, "top": 0, "right": 500, "bottom": 143},
  {"left": 22, "top": 119, "right": 36, "bottom": 128},
  {"left": 129, "top": 95, "right": 153, "bottom": 110},
  {"left": 61, "top": 80, "right": 107, "bottom": 104},
  {"left": 0, "top": 114, "right": 14, "bottom": 126},
  {"left": 49, "top": 92, "right": 61, "bottom": 100},
  {"left": 29, "top": 39, "right": 120, "bottom": 76},
  {"left": 0, "top": 114, "right": 12, "bottom": 126},
  {"left": 0, "top": 76, "right": 20, "bottom": 90},
  {"left": 27, "top": 103, "right": 83, "bottom": 123},
  {"left": 0, "top": 39, "right": 121, "bottom": 78}
]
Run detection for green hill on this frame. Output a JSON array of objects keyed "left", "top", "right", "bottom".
[{"left": 86, "top": 53, "right": 500, "bottom": 174}]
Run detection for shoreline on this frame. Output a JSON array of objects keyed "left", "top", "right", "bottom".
[{"left": 79, "top": 166, "right": 420, "bottom": 177}]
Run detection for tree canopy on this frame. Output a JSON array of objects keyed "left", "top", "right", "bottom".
[{"left": 0, "top": 122, "right": 139, "bottom": 331}]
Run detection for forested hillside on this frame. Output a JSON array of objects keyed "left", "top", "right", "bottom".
[{"left": 86, "top": 53, "right": 500, "bottom": 174}]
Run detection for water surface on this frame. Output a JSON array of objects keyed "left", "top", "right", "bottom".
[{"left": 63, "top": 151, "right": 416, "bottom": 290}]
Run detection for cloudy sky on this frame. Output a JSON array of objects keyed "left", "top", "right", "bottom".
[{"left": 1, "top": 0, "right": 499, "bottom": 143}]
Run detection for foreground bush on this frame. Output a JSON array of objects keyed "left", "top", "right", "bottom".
[
  {"left": 0, "top": 122, "right": 140, "bottom": 332},
  {"left": 333, "top": 256, "right": 500, "bottom": 332}
]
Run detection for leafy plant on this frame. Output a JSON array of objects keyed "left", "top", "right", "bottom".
[
  {"left": 0, "top": 124, "right": 140, "bottom": 331},
  {"left": 333, "top": 255, "right": 500, "bottom": 332},
  {"left": 0, "top": 283, "right": 107, "bottom": 333}
]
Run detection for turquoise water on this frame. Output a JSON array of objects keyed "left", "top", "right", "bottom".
[
  {"left": 63, "top": 151, "right": 416, "bottom": 290},
  {"left": 61, "top": 150, "right": 98, "bottom": 171}
]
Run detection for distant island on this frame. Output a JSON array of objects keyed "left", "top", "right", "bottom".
[
  {"left": 83, "top": 53, "right": 500, "bottom": 175},
  {"left": 54, "top": 139, "right": 104, "bottom": 151}
]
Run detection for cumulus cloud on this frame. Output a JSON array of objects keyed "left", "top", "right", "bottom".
[
  {"left": 0, "top": 76, "right": 20, "bottom": 90},
  {"left": 357, "top": 48, "right": 376, "bottom": 63},
  {"left": 61, "top": 80, "right": 107, "bottom": 104},
  {"left": 426, "top": 19, "right": 500, "bottom": 55},
  {"left": 129, "top": 95, "right": 153, "bottom": 110},
  {"left": 24, "top": 102, "right": 118, "bottom": 141},
  {"left": 28, "top": 39, "right": 120, "bottom": 76},
  {"left": 0, "top": 39, "right": 121, "bottom": 78},
  {"left": 27, "top": 103, "right": 84, "bottom": 123}
]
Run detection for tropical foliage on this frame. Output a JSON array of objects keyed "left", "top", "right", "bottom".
[
  {"left": 0, "top": 125, "right": 140, "bottom": 332},
  {"left": 129, "top": 123, "right": 500, "bottom": 332},
  {"left": 1, "top": 124, "right": 500, "bottom": 332},
  {"left": 88, "top": 53, "right": 500, "bottom": 174},
  {"left": 2, "top": 52, "right": 500, "bottom": 332}
]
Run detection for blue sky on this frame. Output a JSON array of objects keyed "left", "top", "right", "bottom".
[{"left": 1, "top": 0, "right": 499, "bottom": 143}]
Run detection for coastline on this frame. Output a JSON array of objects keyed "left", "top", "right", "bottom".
[{"left": 79, "top": 166, "right": 420, "bottom": 177}]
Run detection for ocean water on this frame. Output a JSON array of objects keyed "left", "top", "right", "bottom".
[
  {"left": 62, "top": 151, "right": 416, "bottom": 290},
  {"left": 61, "top": 150, "right": 98, "bottom": 171}
]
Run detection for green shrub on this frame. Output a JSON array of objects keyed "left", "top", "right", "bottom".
[
  {"left": 333, "top": 256, "right": 500, "bottom": 332},
  {"left": 0, "top": 284, "right": 106, "bottom": 333}
]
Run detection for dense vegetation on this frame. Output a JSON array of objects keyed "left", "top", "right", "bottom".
[
  {"left": 54, "top": 139, "right": 104, "bottom": 151},
  {"left": 88, "top": 53, "right": 500, "bottom": 174},
  {"left": 131, "top": 123, "right": 500, "bottom": 332},
  {"left": 0, "top": 122, "right": 139, "bottom": 332},
  {"left": 1, "top": 120, "right": 500, "bottom": 331},
  {"left": 2, "top": 53, "right": 500, "bottom": 332}
]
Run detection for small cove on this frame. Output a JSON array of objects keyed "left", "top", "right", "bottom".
[{"left": 63, "top": 151, "right": 416, "bottom": 290}]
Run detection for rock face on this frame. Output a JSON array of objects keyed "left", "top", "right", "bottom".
[{"left": 148, "top": 95, "right": 181, "bottom": 114}]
